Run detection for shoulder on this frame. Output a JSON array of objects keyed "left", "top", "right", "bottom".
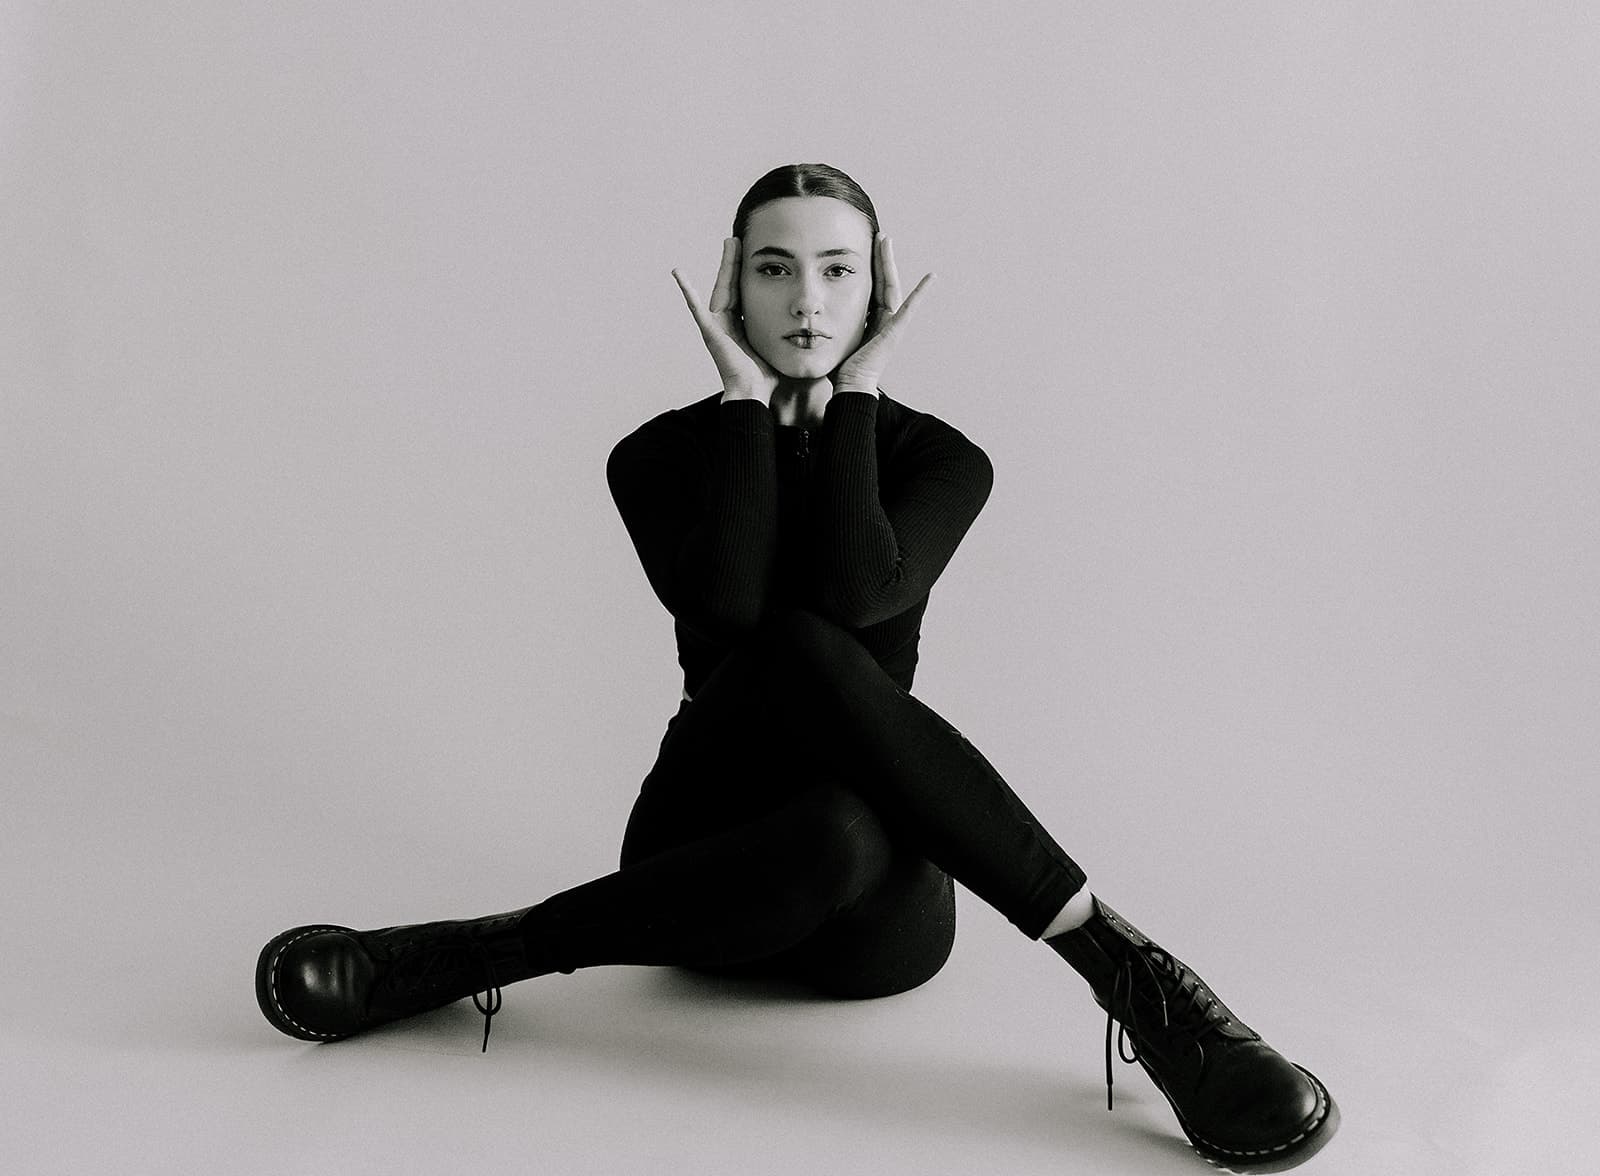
[
  {"left": 877, "top": 390, "right": 982, "bottom": 448},
  {"left": 614, "top": 391, "right": 722, "bottom": 447},
  {"left": 877, "top": 391, "right": 994, "bottom": 485},
  {"left": 607, "top": 392, "right": 722, "bottom": 475}
]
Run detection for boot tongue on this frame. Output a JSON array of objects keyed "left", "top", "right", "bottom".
[
  {"left": 1094, "top": 900, "right": 1151, "bottom": 949},
  {"left": 1047, "top": 900, "right": 1255, "bottom": 1038},
  {"left": 1140, "top": 952, "right": 1261, "bottom": 1042},
  {"left": 1043, "top": 898, "right": 1150, "bottom": 994}
]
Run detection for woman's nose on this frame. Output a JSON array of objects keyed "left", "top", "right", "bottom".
[{"left": 790, "top": 275, "right": 825, "bottom": 317}]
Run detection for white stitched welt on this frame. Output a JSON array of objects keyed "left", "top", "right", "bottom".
[
  {"left": 267, "top": 927, "right": 346, "bottom": 1040},
  {"left": 1187, "top": 1072, "right": 1329, "bottom": 1159}
]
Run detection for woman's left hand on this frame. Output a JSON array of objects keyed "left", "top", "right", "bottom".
[{"left": 832, "top": 234, "right": 935, "bottom": 396}]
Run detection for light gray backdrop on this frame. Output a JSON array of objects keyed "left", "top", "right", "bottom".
[{"left": 3, "top": 3, "right": 1596, "bottom": 1174}]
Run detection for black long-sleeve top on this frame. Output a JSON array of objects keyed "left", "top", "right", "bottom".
[{"left": 606, "top": 389, "right": 994, "bottom": 698}]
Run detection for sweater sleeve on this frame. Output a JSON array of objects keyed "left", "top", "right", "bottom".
[
  {"left": 607, "top": 399, "right": 778, "bottom": 639},
  {"left": 809, "top": 391, "right": 994, "bottom": 628}
]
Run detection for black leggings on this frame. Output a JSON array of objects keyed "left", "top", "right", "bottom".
[{"left": 519, "top": 607, "right": 1089, "bottom": 997}]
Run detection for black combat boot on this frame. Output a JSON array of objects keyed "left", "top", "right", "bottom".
[
  {"left": 1048, "top": 897, "right": 1339, "bottom": 1171},
  {"left": 256, "top": 907, "right": 533, "bottom": 1052}
]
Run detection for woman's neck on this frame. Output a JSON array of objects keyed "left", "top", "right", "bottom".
[{"left": 770, "top": 377, "right": 831, "bottom": 428}]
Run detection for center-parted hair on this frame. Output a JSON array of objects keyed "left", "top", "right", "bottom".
[{"left": 732, "top": 163, "right": 880, "bottom": 241}]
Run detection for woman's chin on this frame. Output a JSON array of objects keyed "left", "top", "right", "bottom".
[{"left": 771, "top": 354, "right": 839, "bottom": 381}]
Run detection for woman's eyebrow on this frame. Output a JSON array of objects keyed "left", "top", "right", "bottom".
[{"left": 748, "top": 246, "right": 862, "bottom": 259}]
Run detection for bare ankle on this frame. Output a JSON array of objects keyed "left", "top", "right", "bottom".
[{"left": 1040, "top": 887, "right": 1096, "bottom": 940}]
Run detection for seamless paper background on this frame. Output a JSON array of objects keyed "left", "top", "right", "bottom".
[{"left": 3, "top": 3, "right": 1596, "bottom": 1173}]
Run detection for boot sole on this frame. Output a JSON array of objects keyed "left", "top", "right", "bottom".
[
  {"left": 255, "top": 924, "right": 360, "bottom": 1043},
  {"left": 1151, "top": 1060, "right": 1341, "bottom": 1173}
]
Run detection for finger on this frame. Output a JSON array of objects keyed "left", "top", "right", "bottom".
[
  {"left": 672, "top": 269, "right": 712, "bottom": 328},
  {"left": 877, "top": 272, "right": 935, "bottom": 338},
  {"left": 710, "top": 238, "right": 739, "bottom": 315},
  {"left": 866, "top": 299, "right": 890, "bottom": 339},
  {"left": 880, "top": 235, "right": 903, "bottom": 311},
  {"left": 672, "top": 268, "right": 701, "bottom": 309},
  {"left": 872, "top": 233, "right": 885, "bottom": 311}
]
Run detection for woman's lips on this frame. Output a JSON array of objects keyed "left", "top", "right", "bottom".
[{"left": 784, "top": 332, "right": 830, "bottom": 349}]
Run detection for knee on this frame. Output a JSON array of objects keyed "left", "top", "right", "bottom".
[
  {"left": 780, "top": 784, "right": 894, "bottom": 907},
  {"left": 810, "top": 869, "right": 958, "bottom": 1000}
]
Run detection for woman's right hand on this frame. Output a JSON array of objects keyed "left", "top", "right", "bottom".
[{"left": 672, "top": 237, "right": 778, "bottom": 403}]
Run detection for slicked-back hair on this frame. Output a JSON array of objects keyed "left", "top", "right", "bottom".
[{"left": 732, "top": 163, "right": 880, "bottom": 241}]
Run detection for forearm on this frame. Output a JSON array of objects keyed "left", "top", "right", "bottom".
[
  {"left": 674, "top": 399, "right": 778, "bottom": 631},
  {"left": 807, "top": 390, "right": 994, "bottom": 629},
  {"left": 809, "top": 391, "right": 903, "bottom": 624},
  {"left": 608, "top": 399, "right": 779, "bottom": 638}
]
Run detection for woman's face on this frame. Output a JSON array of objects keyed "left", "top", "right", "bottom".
[{"left": 738, "top": 196, "right": 874, "bottom": 380}]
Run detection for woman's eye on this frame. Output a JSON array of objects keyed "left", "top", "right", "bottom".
[
  {"left": 756, "top": 264, "right": 788, "bottom": 277},
  {"left": 826, "top": 265, "right": 856, "bottom": 278}
]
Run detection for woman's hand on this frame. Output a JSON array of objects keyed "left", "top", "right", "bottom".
[
  {"left": 832, "top": 234, "right": 936, "bottom": 396},
  {"left": 672, "top": 238, "right": 779, "bottom": 402}
]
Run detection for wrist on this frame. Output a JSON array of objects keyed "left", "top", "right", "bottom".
[
  {"left": 721, "top": 386, "right": 766, "bottom": 403},
  {"left": 831, "top": 369, "right": 879, "bottom": 396}
]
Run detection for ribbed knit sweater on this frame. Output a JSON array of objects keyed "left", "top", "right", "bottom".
[{"left": 606, "top": 388, "right": 994, "bottom": 698}]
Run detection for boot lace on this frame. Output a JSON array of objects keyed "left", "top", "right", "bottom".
[
  {"left": 380, "top": 934, "right": 505, "bottom": 1053},
  {"left": 1101, "top": 943, "right": 1231, "bottom": 1110}
]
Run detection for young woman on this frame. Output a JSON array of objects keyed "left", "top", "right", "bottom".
[{"left": 256, "top": 164, "right": 1340, "bottom": 1171}]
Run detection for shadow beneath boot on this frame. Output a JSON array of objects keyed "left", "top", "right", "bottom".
[
  {"left": 232, "top": 961, "right": 1208, "bottom": 1169},
  {"left": 473, "top": 966, "right": 1183, "bottom": 1161}
]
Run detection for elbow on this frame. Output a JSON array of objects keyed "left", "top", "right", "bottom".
[
  {"left": 833, "top": 599, "right": 904, "bottom": 629},
  {"left": 816, "top": 562, "right": 908, "bottom": 629},
  {"left": 604, "top": 439, "right": 634, "bottom": 503}
]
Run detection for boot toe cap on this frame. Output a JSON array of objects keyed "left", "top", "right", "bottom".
[
  {"left": 256, "top": 926, "right": 374, "bottom": 1041},
  {"left": 1189, "top": 1051, "right": 1339, "bottom": 1169}
]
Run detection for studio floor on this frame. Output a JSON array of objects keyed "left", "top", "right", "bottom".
[{"left": 5, "top": 725, "right": 1594, "bottom": 1176}]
